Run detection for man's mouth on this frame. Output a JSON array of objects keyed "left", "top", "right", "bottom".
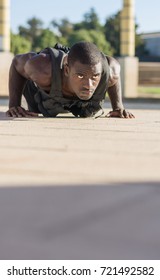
[
  {"left": 81, "top": 90, "right": 93, "bottom": 95},
  {"left": 78, "top": 92, "right": 93, "bottom": 100}
]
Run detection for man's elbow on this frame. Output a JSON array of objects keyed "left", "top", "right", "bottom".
[
  {"left": 24, "top": 60, "right": 37, "bottom": 80},
  {"left": 114, "top": 61, "right": 121, "bottom": 76}
]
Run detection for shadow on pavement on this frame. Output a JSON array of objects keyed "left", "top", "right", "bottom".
[{"left": 0, "top": 181, "right": 160, "bottom": 260}]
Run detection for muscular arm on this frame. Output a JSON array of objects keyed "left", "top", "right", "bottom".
[
  {"left": 106, "top": 56, "right": 134, "bottom": 118},
  {"left": 6, "top": 50, "right": 51, "bottom": 117},
  {"left": 8, "top": 52, "right": 35, "bottom": 108}
]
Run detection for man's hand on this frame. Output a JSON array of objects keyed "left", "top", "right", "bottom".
[
  {"left": 6, "top": 106, "right": 38, "bottom": 118},
  {"left": 106, "top": 108, "right": 135, "bottom": 118}
]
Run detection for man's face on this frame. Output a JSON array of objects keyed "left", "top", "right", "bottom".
[{"left": 66, "top": 61, "right": 102, "bottom": 100}]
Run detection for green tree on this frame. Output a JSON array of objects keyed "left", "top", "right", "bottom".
[
  {"left": 50, "top": 18, "right": 73, "bottom": 38},
  {"left": 104, "top": 12, "right": 147, "bottom": 57},
  {"left": 11, "top": 33, "right": 31, "bottom": 55},
  {"left": 74, "top": 8, "right": 103, "bottom": 31},
  {"left": 68, "top": 29, "right": 91, "bottom": 45},
  {"left": 67, "top": 29, "right": 113, "bottom": 55},
  {"left": 34, "top": 29, "right": 58, "bottom": 52},
  {"left": 18, "top": 17, "right": 44, "bottom": 50},
  {"left": 104, "top": 12, "right": 120, "bottom": 56}
]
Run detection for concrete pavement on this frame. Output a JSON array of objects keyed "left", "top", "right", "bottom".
[
  {"left": 0, "top": 99, "right": 160, "bottom": 186},
  {"left": 0, "top": 99, "right": 160, "bottom": 259}
]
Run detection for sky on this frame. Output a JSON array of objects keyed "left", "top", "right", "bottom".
[{"left": 10, "top": 0, "right": 160, "bottom": 34}]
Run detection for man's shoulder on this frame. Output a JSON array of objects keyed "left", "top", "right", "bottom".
[{"left": 105, "top": 55, "right": 119, "bottom": 65}]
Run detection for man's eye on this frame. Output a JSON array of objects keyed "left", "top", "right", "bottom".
[
  {"left": 93, "top": 75, "right": 99, "bottom": 79},
  {"left": 77, "top": 74, "right": 83, "bottom": 79}
]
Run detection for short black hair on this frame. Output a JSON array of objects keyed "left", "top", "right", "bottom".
[{"left": 68, "top": 41, "right": 103, "bottom": 67}]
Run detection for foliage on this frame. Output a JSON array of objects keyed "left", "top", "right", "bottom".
[
  {"left": 33, "top": 29, "right": 58, "bottom": 52},
  {"left": 74, "top": 8, "right": 103, "bottom": 32},
  {"left": 10, "top": 8, "right": 147, "bottom": 58},
  {"left": 104, "top": 12, "right": 147, "bottom": 57},
  {"left": 138, "top": 86, "right": 160, "bottom": 94},
  {"left": 50, "top": 18, "right": 73, "bottom": 38},
  {"left": 104, "top": 12, "right": 120, "bottom": 56},
  {"left": 11, "top": 33, "right": 31, "bottom": 54},
  {"left": 67, "top": 28, "right": 113, "bottom": 55},
  {"left": 18, "top": 17, "right": 44, "bottom": 50}
]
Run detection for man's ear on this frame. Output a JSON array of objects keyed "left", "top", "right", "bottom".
[
  {"left": 63, "top": 55, "right": 69, "bottom": 76},
  {"left": 64, "top": 63, "right": 69, "bottom": 76}
]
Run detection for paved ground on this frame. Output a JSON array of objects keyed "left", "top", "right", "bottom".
[
  {"left": 0, "top": 99, "right": 160, "bottom": 186},
  {"left": 0, "top": 98, "right": 160, "bottom": 259}
]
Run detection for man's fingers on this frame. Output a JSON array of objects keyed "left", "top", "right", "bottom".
[
  {"left": 7, "top": 107, "right": 24, "bottom": 117},
  {"left": 6, "top": 110, "right": 12, "bottom": 117},
  {"left": 14, "top": 107, "right": 25, "bottom": 117},
  {"left": 123, "top": 110, "right": 129, "bottom": 118},
  {"left": 105, "top": 112, "right": 111, "bottom": 118},
  {"left": 25, "top": 111, "right": 39, "bottom": 117},
  {"left": 6, "top": 106, "right": 39, "bottom": 118},
  {"left": 123, "top": 110, "right": 135, "bottom": 118},
  {"left": 16, "top": 107, "right": 28, "bottom": 117},
  {"left": 18, "top": 107, "right": 38, "bottom": 117},
  {"left": 105, "top": 109, "right": 135, "bottom": 119},
  {"left": 105, "top": 111, "right": 123, "bottom": 118},
  {"left": 7, "top": 108, "right": 19, "bottom": 117},
  {"left": 129, "top": 113, "right": 135, "bottom": 118}
]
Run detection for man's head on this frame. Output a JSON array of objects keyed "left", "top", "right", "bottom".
[{"left": 64, "top": 41, "right": 103, "bottom": 100}]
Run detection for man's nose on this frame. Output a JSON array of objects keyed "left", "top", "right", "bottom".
[{"left": 83, "top": 78, "right": 93, "bottom": 89}]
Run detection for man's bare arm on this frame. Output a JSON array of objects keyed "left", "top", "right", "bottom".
[
  {"left": 9, "top": 53, "right": 36, "bottom": 107},
  {"left": 6, "top": 52, "right": 39, "bottom": 117},
  {"left": 6, "top": 51, "right": 52, "bottom": 117},
  {"left": 106, "top": 56, "right": 135, "bottom": 118}
]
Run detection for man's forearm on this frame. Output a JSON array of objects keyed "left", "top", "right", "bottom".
[
  {"left": 9, "top": 61, "right": 26, "bottom": 108},
  {"left": 107, "top": 77, "right": 124, "bottom": 111}
]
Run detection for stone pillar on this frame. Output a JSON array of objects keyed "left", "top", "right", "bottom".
[
  {"left": 0, "top": 0, "right": 13, "bottom": 96},
  {"left": 0, "top": 0, "right": 10, "bottom": 51},
  {"left": 118, "top": 0, "right": 139, "bottom": 98},
  {"left": 120, "top": 0, "right": 135, "bottom": 56}
]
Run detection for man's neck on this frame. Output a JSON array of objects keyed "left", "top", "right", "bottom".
[{"left": 61, "top": 69, "right": 78, "bottom": 100}]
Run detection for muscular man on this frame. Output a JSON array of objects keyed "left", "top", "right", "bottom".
[{"left": 6, "top": 41, "right": 134, "bottom": 118}]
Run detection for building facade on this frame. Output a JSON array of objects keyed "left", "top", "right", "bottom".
[{"left": 141, "top": 32, "right": 160, "bottom": 57}]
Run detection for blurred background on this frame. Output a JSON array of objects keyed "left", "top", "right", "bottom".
[
  {"left": 11, "top": 0, "right": 160, "bottom": 98},
  {"left": 0, "top": 0, "right": 160, "bottom": 98}
]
